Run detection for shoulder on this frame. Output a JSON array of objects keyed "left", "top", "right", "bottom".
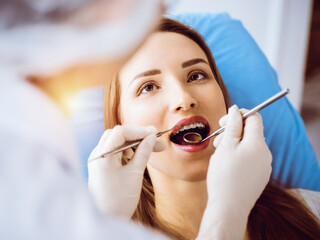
[{"left": 288, "top": 188, "right": 320, "bottom": 220}]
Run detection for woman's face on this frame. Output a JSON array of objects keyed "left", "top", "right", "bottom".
[{"left": 119, "top": 32, "right": 226, "bottom": 181}]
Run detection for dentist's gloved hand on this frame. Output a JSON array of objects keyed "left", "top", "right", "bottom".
[
  {"left": 197, "top": 105, "right": 272, "bottom": 240},
  {"left": 88, "top": 125, "right": 164, "bottom": 220}
]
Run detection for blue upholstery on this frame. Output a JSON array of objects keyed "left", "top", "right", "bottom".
[
  {"left": 172, "top": 13, "right": 320, "bottom": 190},
  {"left": 72, "top": 13, "right": 320, "bottom": 190}
]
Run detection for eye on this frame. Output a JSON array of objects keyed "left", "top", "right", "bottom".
[
  {"left": 187, "top": 71, "right": 208, "bottom": 82},
  {"left": 137, "top": 81, "right": 160, "bottom": 95}
]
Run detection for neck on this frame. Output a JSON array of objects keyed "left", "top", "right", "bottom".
[{"left": 148, "top": 166, "right": 208, "bottom": 239}]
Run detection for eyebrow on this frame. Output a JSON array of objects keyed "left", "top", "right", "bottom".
[
  {"left": 129, "top": 58, "right": 208, "bottom": 86},
  {"left": 133, "top": 69, "right": 161, "bottom": 81},
  {"left": 181, "top": 58, "right": 208, "bottom": 68},
  {"left": 129, "top": 69, "right": 161, "bottom": 86}
]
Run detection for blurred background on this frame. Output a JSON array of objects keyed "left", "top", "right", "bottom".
[{"left": 168, "top": 0, "right": 320, "bottom": 160}]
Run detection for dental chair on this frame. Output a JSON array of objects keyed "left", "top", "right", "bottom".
[{"left": 70, "top": 13, "right": 320, "bottom": 191}]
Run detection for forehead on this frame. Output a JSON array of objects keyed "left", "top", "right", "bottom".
[{"left": 119, "top": 32, "right": 208, "bottom": 81}]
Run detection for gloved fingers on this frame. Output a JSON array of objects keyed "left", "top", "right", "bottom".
[
  {"left": 129, "top": 133, "right": 157, "bottom": 169},
  {"left": 218, "top": 114, "right": 228, "bottom": 127},
  {"left": 213, "top": 114, "right": 227, "bottom": 147},
  {"left": 120, "top": 138, "right": 165, "bottom": 163},
  {"left": 239, "top": 108, "right": 264, "bottom": 140},
  {"left": 114, "top": 137, "right": 164, "bottom": 168},
  {"left": 98, "top": 129, "right": 112, "bottom": 145},
  {"left": 213, "top": 133, "right": 224, "bottom": 147},
  {"left": 88, "top": 127, "right": 124, "bottom": 162},
  {"left": 239, "top": 108, "right": 249, "bottom": 115},
  {"left": 117, "top": 125, "right": 157, "bottom": 141},
  {"left": 242, "top": 112, "right": 265, "bottom": 142},
  {"left": 220, "top": 105, "right": 243, "bottom": 146},
  {"left": 219, "top": 108, "right": 248, "bottom": 127},
  {"left": 104, "top": 125, "right": 157, "bottom": 152},
  {"left": 219, "top": 108, "right": 248, "bottom": 128},
  {"left": 88, "top": 125, "right": 157, "bottom": 163}
]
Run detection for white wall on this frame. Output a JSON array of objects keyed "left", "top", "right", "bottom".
[{"left": 169, "top": 0, "right": 313, "bottom": 111}]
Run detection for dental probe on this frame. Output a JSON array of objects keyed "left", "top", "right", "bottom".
[
  {"left": 183, "top": 88, "right": 290, "bottom": 144},
  {"left": 87, "top": 126, "right": 175, "bottom": 163}
]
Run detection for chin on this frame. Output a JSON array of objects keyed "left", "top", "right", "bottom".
[{"left": 153, "top": 160, "right": 209, "bottom": 182}]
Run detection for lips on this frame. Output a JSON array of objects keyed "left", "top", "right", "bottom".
[
  {"left": 170, "top": 116, "right": 211, "bottom": 153},
  {"left": 171, "top": 116, "right": 209, "bottom": 135}
]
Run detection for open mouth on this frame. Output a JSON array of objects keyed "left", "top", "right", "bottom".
[{"left": 170, "top": 119, "right": 210, "bottom": 145}]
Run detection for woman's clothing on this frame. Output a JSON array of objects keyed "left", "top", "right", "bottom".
[{"left": 294, "top": 189, "right": 320, "bottom": 220}]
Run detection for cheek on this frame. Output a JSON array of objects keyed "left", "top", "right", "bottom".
[
  {"left": 200, "top": 84, "right": 226, "bottom": 110},
  {"left": 120, "top": 97, "right": 164, "bottom": 127},
  {"left": 211, "top": 91, "right": 227, "bottom": 115},
  {"left": 199, "top": 85, "right": 227, "bottom": 127}
]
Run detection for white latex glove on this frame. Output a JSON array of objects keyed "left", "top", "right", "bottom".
[
  {"left": 88, "top": 125, "right": 165, "bottom": 220},
  {"left": 197, "top": 105, "right": 272, "bottom": 240}
]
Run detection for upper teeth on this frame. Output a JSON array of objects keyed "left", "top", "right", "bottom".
[{"left": 173, "top": 122, "right": 206, "bottom": 135}]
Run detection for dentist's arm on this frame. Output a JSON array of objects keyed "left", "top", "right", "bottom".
[
  {"left": 0, "top": 130, "right": 169, "bottom": 240},
  {"left": 197, "top": 105, "right": 272, "bottom": 240}
]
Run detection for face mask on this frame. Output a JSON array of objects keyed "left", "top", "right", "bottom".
[{"left": 0, "top": 0, "right": 163, "bottom": 76}]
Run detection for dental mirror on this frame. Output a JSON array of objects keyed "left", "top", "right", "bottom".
[
  {"left": 183, "top": 132, "right": 203, "bottom": 143},
  {"left": 183, "top": 88, "right": 289, "bottom": 144}
]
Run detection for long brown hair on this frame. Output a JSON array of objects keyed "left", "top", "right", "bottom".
[{"left": 103, "top": 18, "right": 320, "bottom": 239}]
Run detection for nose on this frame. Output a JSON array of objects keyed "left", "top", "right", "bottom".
[{"left": 169, "top": 83, "right": 198, "bottom": 113}]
